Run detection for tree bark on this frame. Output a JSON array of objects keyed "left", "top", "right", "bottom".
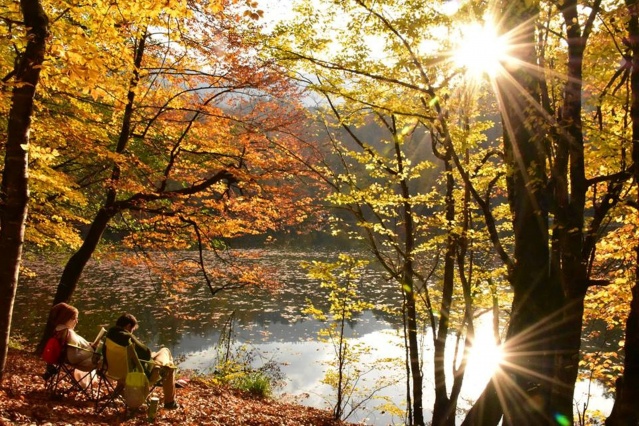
[
  {"left": 606, "top": 1, "right": 639, "bottom": 424},
  {"left": 463, "top": 0, "right": 608, "bottom": 423},
  {"left": 464, "top": 1, "right": 563, "bottom": 424},
  {"left": 54, "top": 208, "right": 116, "bottom": 304},
  {"left": 404, "top": 280, "right": 424, "bottom": 426},
  {"left": 548, "top": 1, "right": 594, "bottom": 419},
  {"left": 461, "top": 378, "right": 503, "bottom": 426},
  {"left": 605, "top": 282, "right": 639, "bottom": 426},
  {"left": 498, "top": 3, "right": 560, "bottom": 422},
  {"left": 35, "top": 207, "right": 116, "bottom": 353},
  {"left": 397, "top": 128, "right": 425, "bottom": 426},
  {"left": 432, "top": 141, "right": 456, "bottom": 426},
  {"left": 0, "top": 0, "right": 48, "bottom": 382},
  {"left": 450, "top": 147, "right": 475, "bottom": 424}
]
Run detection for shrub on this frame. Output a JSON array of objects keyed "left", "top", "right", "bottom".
[
  {"left": 9, "top": 334, "right": 26, "bottom": 350},
  {"left": 234, "top": 371, "right": 272, "bottom": 398},
  {"left": 211, "top": 343, "right": 283, "bottom": 399}
]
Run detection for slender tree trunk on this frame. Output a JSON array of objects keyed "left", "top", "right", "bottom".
[
  {"left": 334, "top": 278, "right": 349, "bottom": 420},
  {"left": 35, "top": 207, "right": 116, "bottom": 353},
  {"left": 0, "top": 0, "right": 48, "bottom": 382},
  {"left": 404, "top": 281, "right": 424, "bottom": 426},
  {"left": 432, "top": 148, "right": 455, "bottom": 426},
  {"left": 36, "top": 32, "right": 147, "bottom": 354},
  {"left": 401, "top": 286, "right": 414, "bottom": 426},
  {"left": 374, "top": 120, "right": 427, "bottom": 426},
  {"left": 606, "top": 1, "right": 639, "bottom": 423},
  {"left": 56, "top": 208, "right": 117, "bottom": 303},
  {"left": 449, "top": 146, "right": 475, "bottom": 419},
  {"left": 396, "top": 128, "right": 425, "bottom": 426}
]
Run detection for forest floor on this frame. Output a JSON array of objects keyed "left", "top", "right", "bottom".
[{"left": 0, "top": 348, "right": 358, "bottom": 426}]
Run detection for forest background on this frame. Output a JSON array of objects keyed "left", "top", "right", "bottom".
[{"left": 2, "top": 0, "right": 639, "bottom": 425}]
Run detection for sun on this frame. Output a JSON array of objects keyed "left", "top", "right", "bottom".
[{"left": 452, "top": 19, "right": 510, "bottom": 79}]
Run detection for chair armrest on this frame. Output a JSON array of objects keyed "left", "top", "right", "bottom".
[
  {"left": 140, "top": 359, "right": 177, "bottom": 369},
  {"left": 66, "top": 343, "right": 97, "bottom": 354}
]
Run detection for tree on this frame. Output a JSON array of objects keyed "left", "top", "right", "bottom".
[
  {"left": 303, "top": 254, "right": 395, "bottom": 421},
  {"left": 607, "top": 1, "right": 639, "bottom": 423},
  {"left": 270, "top": 1, "right": 514, "bottom": 424},
  {"left": 273, "top": 1, "right": 639, "bottom": 425},
  {"left": 32, "top": 0, "right": 323, "bottom": 351},
  {"left": 269, "top": 1, "right": 516, "bottom": 424},
  {"left": 0, "top": 0, "right": 48, "bottom": 382},
  {"left": 466, "top": 1, "right": 634, "bottom": 424}
]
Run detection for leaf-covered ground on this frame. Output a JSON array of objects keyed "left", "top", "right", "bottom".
[{"left": 0, "top": 348, "right": 357, "bottom": 426}]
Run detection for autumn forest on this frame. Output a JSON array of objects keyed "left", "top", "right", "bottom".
[{"left": 2, "top": 0, "right": 639, "bottom": 425}]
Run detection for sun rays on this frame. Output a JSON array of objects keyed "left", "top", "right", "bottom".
[
  {"left": 472, "top": 306, "right": 584, "bottom": 424},
  {"left": 445, "top": 10, "right": 543, "bottom": 97},
  {"left": 451, "top": 18, "right": 511, "bottom": 80}
]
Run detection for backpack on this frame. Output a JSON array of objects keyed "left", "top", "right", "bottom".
[{"left": 42, "top": 336, "right": 62, "bottom": 364}]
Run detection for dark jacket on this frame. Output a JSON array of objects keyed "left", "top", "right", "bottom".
[{"left": 105, "top": 325, "right": 152, "bottom": 363}]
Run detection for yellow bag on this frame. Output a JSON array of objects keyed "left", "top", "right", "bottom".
[{"left": 123, "top": 345, "right": 149, "bottom": 409}]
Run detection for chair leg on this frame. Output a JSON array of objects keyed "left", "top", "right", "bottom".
[
  {"left": 50, "top": 366, "right": 96, "bottom": 401},
  {"left": 72, "top": 369, "right": 97, "bottom": 400},
  {"left": 95, "top": 379, "right": 124, "bottom": 414},
  {"left": 45, "top": 364, "right": 78, "bottom": 400},
  {"left": 44, "top": 365, "right": 63, "bottom": 399}
]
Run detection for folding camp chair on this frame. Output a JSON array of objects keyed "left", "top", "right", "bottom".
[
  {"left": 44, "top": 343, "right": 101, "bottom": 401},
  {"left": 95, "top": 338, "right": 156, "bottom": 414}
]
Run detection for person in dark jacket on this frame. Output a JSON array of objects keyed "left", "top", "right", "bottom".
[{"left": 105, "top": 313, "right": 178, "bottom": 409}]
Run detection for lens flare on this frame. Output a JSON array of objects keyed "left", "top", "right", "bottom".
[
  {"left": 452, "top": 18, "right": 511, "bottom": 80},
  {"left": 554, "top": 413, "right": 571, "bottom": 426}
]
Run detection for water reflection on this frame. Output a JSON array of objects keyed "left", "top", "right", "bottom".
[{"left": 14, "top": 249, "right": 613, "bottom": 425}]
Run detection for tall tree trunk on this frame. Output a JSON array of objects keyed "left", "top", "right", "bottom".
[
  {"left": 0, "top": 0, "right": 48, "bottom": 382},
  {"left": 396, "top": 125, "right": 425, "bottom": 426},
  {"left": 606, "top": 1, "right": 639, "bottom": 424},
  {"left": 549, "top": 1, "right": 593, "bottom": 419},
  {"left": 432, "top": 144, "right": 456, "bottom": 426},
  {"left": 498, "top": 2, "right": 559, "bottom": 423},
  {"left": 465, "top": 1, "right": 562, "bottom": 424},
  {"left": 464, "top": 1, "right": 602, "bottom": 423}
]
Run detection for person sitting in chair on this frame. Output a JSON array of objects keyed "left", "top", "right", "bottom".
[
  {"left": 42, "top": 303, "right": 98, "bottom": 382},
  {"left": 105, "top": 313, "right": 178, "bottom": 409}
]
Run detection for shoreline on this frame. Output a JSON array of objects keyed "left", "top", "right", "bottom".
[{"left": 0, "top": 347, "right": 358, "bottom": 425}]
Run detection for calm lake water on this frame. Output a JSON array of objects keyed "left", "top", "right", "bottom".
[{"left": 13, "top": 248, "right": 613, "bottom": 425}]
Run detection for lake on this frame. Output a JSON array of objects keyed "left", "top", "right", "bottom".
[{"left": 12, "top": 248, "right": 613, "bottom": 425}]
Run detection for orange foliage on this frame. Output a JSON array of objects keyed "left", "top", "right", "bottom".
[{"left": 1, "top": 0, "right": 325, "bottom": 259}]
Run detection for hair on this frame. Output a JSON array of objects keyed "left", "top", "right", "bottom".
[
  {"left": 115, "top": 313, "right": 138, "bottom": 329},
  {"left": 48, "top": 303, "right": 78, "bottom": 327}
]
